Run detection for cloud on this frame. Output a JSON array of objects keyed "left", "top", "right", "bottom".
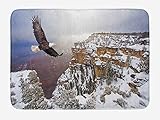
[{"left": 11, "top": 9, "right": 149, "bottom": 43}]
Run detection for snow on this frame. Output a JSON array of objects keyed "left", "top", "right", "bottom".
[
  {"left": 139, "top": 81, "right": 149, "bottom": 100},
  {"left": 127, "top": 44, "right": 144, "bottom": 51},
  {"left": 96, "top": 77, "right": 149, "bottom": 109},
  {"left": 115, "top": 78, "right": 130, "bottom": 92},
  {"left": 10, "top": 70, "right": 33, "bottom": 108},
  {"left": 136, "top": 71, "right": 149, "bottom": 80},
  {"left": 96, "top": 92, "right": 123, "bottom": 109},
  {"left": 86, "top": 43, "right": 97, "bottom": 51},
  {"left": 112, "top": 55, "right": 127, "bottom": 63},
  {"left": 58, "top": 68, "right": 71, "bottom": 82},
  {"left": 91, "top": 52, "right": 98, "bottom": 57},
  {"left": 125, "top": 92, "right": 148, "bottom": 108},
  {"left": 95, "top": 60, "right": 102, "bottom": 66},
  {"left": 76, "top": 95, "right": 87, "bottom": 105},
  {"left": 102, "top": 53, "right": 111, "bottom": 58},
  {"left": 130, "top": 56, "right": 141, "bottom": 71}
]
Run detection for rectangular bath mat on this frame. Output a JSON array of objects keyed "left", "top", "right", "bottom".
[{"left": 10, "top": 9, "right": 149, "bottom": 109}]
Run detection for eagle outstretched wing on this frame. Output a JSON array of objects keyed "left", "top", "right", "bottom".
[
  {"left": 32, "top": 16, "right": 49, "bottom": 50},
  {"left": 32, "top": 16, "right": 63, "bottom": 57}
]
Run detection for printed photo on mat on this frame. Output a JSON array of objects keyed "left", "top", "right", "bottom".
[{"left": 10, "top": 9, "right": 149, "bottom": 109}]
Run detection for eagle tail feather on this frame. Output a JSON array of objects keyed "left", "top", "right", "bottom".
[
  {"left": 58, "top": 53, "right": 63, "bottom": 56},
  {"left": 31, "top": 45, "right": 41, "bottom": 53}
]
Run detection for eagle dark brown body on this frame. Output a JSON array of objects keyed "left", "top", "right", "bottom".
[{"left": 32, "top": 16, "right": 63, "bottom": 57}]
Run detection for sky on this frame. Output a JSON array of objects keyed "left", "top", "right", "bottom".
[{"left": 11, "top": 9, "right": 149, "bottom": 44}]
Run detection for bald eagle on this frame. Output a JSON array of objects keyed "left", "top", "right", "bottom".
[{"left": 31, "top": 16, "right": 63, "bottom": 57}]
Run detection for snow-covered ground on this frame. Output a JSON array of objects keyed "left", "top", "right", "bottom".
[
  {"left": 10, "top": 32, "right": 149, "bottom": 109},
  {"left": 10, "top": 70, "right": 30, "bottom": 108},
  {"left": 10, "top": 70, "right": 52, "bottom": 109}
]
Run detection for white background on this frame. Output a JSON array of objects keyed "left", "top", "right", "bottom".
[{"left": 0, "top": 0, "right": 159, "bottom": 119}]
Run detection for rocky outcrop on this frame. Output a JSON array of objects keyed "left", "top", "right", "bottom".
[{"left": 54, "top": 32, "right": 149, "bottom": 109}]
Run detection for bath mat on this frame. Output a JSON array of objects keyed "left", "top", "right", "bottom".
[{"left": 10, "top": 9, "right": 149, "bottom": 109}]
